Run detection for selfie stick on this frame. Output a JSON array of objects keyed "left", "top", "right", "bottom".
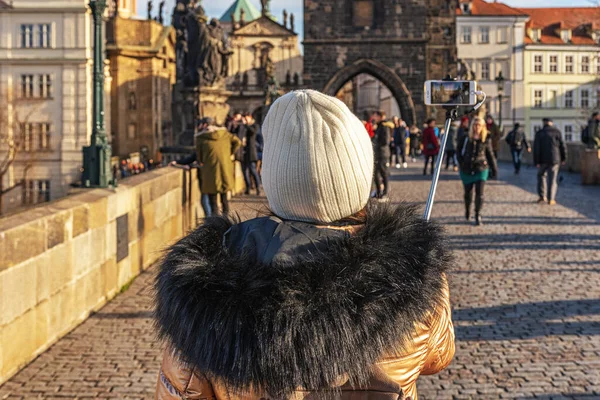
[{"left": 423, "top": 76, "right": 486, "bottom": 222}]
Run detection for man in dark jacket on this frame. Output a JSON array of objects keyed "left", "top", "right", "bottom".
[
  {"left": 585, "top": 112, "right": 600, "bottom": 149},
  {"left": 372, "top": 111, "right": 394, "bottom": 199},
  {"left": 533, "top": 118, "right": 566, "bottom": 206},
  {"left": 241, "top": 112, "right": 262, "bottom": 195},
  {"left": 505, "top": 123, "right": 531, "bottom": 175}
]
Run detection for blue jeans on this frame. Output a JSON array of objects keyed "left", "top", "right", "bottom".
[
  {"left": 243, "top": 161, "right": 261, "bottom": 194},
  {"left": 511, "top": 149, "right": 523, "bottom": 173},
  {"left": 201, "top": 194, "right": 211, "bottom": 217}
]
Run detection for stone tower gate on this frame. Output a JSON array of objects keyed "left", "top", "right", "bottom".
[{"left": 303, "top": 0, "right": 458, "bottom": 125}]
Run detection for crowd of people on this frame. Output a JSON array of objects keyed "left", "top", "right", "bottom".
[
  {"left": 362, "top": 109, "right": 571, "bottom": 225},
  {"left": 167, "top": 90, "right": 581, "bottom": 226}
]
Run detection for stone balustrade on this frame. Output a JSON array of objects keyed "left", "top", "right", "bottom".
[{"left": 0, "top": 167, "right": 203, "bottom": 385}]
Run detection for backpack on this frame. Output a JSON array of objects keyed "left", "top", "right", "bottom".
[{"left": 582, "top": 125, "right": 590, "bottom": 145}]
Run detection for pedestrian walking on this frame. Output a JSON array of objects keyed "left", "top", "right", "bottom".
[
  {"left": 457, "top": 116, "right": 498, "bottom": 226},
  {"left": 363, "top": 111, "right": 375, "bottom": 139},
  {"left": 154, "top": 89, "right": 455, "bottom": 400},
  {"left": 241, "top": 112, "right": 262, "bottom": 195},
  {"left": 170, "top": 118, "right": 214, "bottom": 217},
  {"left": 372, "top": 110, "right": 394, "bottom": 199},
  {"left": 256, "top": 126, "right": 264, "bottom": 176},
  {"left": 486, "top": 115, "right": 502, "bottom": 159},
  {"left": 533, "top": 118, "right": 566, "bottom": 206},
  {"left": 409, "top": 124, "right": 421, "bottom": 161},
  {"left": 228, "top": 111, "right": 245, "bottom": 163},
  {"left": 195, "top": 118, "right": 241, "bottom": 215},
  {"left": 444, "top": 121, "right": 459, "bottom": 171},
  {"left": 456, "top": 116, "right": 469, "bottom": 145},
  {"left": 505, "top": 123, "right": 531, "bottom": 175},
  {"left": 422, "top": 119, "right": 440, "bottom": 175},
  {"left": 391, "top": 116, "right": 408, "bottom": 168},
  {"left": 582, "top": 112, "right": 600, "bottom": 149}
]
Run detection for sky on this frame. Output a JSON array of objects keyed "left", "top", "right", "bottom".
[{"left": 137, "top": 0, "right": 596, "bottom": 42}]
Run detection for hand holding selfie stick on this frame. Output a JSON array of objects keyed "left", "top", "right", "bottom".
[{"left": 423, "top": 76, "right": 486, "bottom": 222}]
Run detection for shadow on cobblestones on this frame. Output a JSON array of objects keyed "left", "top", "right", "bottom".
[
  {"left": 454, "top": 299, "right": 600, "bottom": 340},
  {"left": 437, "top": 216, "right": 599, "bottom": 226},
  {"left": 454, "top": 267, "right": 600, "bottom": 274},
  {"left": 448, "top": 234, "right": 600, "bottom": 251},
  {"left": 93, "top": 311, "right": 153, "bottom": 319},
  {"left": 517, "top": 394, "right": 600, "bottom": 400}
]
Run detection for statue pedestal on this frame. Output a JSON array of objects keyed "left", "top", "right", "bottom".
[{"left": 200, "top": 84, "right": 232, "bottom": 127}]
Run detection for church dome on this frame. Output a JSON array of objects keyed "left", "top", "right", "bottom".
[{"left": 219, "top": 0, "right": 261, "bottom": 23}]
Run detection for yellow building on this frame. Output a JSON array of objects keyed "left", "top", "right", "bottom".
[
  {"left": 522, "top": 7, "right": 600, "bottom": 142},
  {"left": 107, "top": 16, "right": 176, "bottom": 159},
  {"left": 221, "top": 0, "right": 303, "bottom": 117}
]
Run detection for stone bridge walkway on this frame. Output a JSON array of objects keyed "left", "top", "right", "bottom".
[{"left": 1, "top": 162, "right": 599, "bottom": 400}]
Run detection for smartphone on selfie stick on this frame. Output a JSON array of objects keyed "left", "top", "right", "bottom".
[{"left": 422, "top": 77, "right": 485, "bottom": 222}]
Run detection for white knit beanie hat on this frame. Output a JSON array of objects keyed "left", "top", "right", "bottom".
[{"left": 261, "top": 90, "right": 374, "bottom": 224}]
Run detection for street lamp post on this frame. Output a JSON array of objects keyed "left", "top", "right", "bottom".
[
  {"left": 82, "top": 0, "right": 112, "bottom": 188},
  {"left": 495, "top": 71, "right": 505, "bottom": 130}
]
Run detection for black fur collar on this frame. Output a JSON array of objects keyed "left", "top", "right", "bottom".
[{"left": 154, "top": 202, "right": 451, "bottom": 397}]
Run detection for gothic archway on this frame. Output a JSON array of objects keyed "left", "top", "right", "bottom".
[{"left": 323, "top": 59, "right": 417, "bottom": 126}]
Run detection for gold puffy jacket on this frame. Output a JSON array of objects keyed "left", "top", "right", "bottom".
[
  {"left": 154, "top": 204, "right": 455, "bottom": 400},
  {"left": 156, "top": 282, "right": 454, "bottom": 400}
]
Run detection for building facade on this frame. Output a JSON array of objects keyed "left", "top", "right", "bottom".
[
  {"left": 456, "top": 0, "right": 528, "bottom": 131},
  {"left": 457, "top": 0, "right": 600, "bottom": 141},
  {"left": 107, "top": 17, "right": 176, "bottom": 159},
  {"left": 0, "top": 0, "right": 111, "bottom": 215},
  {"left": 303, "top": 0, "right": 458, "bottom": 126},
  {"left": 223, "top": 0, "right": 303, "bottom": 117},
  {"left": 521, "top": 7, "right": 600, "bottom": 142}
]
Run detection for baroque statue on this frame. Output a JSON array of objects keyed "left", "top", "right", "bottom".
[{"left": 174, "top": 0, "right": 233, "bottom": 88}]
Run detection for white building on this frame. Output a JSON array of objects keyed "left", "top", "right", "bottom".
[
  {"left": 456, "top": 0, "right": 529, "bottom": 132},
  {"left": 457, "top": 0, "right": 600, "bottom": 142},
  {"left": 0, "top": 0, "right": 112, "bottom": 214},
  {"left": 521, "top": 7, "right": 600, "bottom": 142}
]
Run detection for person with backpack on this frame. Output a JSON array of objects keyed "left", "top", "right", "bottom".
[
  {"left": 154, "top": 90, "right": 455, "bottom": 400},
  {"left": 505, "top": 122, "right": 531, "bottom": 175},
  {"left": 372, "top": 110, "right": 394, "bottom": 198},
  {"left": 534, "top": 118, "right": 566, "bottom": 206},
  {"left": 422, "top": 119, "right": 440, "bottom": 175},
  {"left": 409, "top": 124, "right": 422, "bottom": 161},
  {"left": 583, "top": 112, "right": 600, "bottom": 149}
]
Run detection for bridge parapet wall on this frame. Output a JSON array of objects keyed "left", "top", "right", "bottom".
[{"left": 0, "top": 167, "right": 202, "bottom": 384}]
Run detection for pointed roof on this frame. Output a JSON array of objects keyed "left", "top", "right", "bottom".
[
  {"left": 520, "top": 7, "right": 600, "bottom": 45},
  {"left": 220, "top": 0, "right": 261, "bottom": 23}
]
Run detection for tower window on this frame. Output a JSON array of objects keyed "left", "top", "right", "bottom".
[{"left": 353, "top": 0, "right": 374, "bottom": 28}]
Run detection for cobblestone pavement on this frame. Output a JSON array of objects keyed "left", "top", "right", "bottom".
[{"left": 1, "top": 161, "right": 599, "bottom": 400}]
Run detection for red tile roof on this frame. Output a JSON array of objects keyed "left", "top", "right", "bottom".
[
  {"left": 457, "top": 0, "right": 527, "bottom": 16},
  {"left": 520, "top": 7, "right": 600, "bottom": 45}
]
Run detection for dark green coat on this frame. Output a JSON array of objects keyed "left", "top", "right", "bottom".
[{"left": 195, "top": 128, "right": 242, "bottom": 195}]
